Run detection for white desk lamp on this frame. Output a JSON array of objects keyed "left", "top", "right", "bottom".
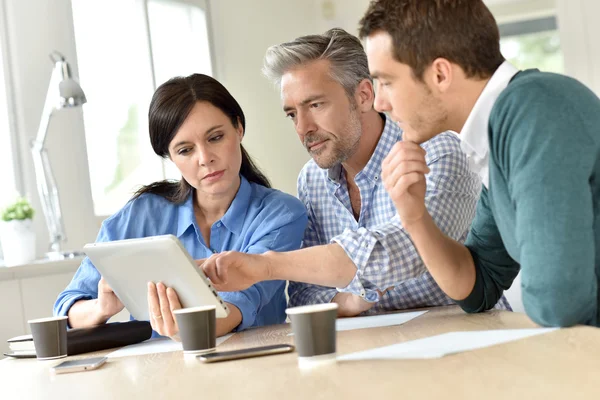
[{"left": 30, "top": 51, "right": 86, "bottom": 260}]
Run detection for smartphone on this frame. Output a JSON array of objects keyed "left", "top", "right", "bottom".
[
  {"left": 198, "top": 344, "right": 294, "bottom": 363},
  {"left": 51, "top": 357, "right": 107, "bottom": 374}
]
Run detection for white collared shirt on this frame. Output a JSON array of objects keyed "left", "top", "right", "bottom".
[{"left": 459, "top": 61, "right": 520, "bottom": 188}]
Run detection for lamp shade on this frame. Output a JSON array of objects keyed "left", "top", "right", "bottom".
[
  {"left": 58, "top": 79, "right": 86, "bottom": 108},
  {"left": 56, "top": 58, "right": 87, "bottom": 108}
]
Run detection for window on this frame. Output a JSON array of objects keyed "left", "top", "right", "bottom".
[
  {"left": 0, "top": 13, "right": 16, "bottom": 205},
  {"left": 71, "top": 0, "right": 213, "bottom": 216},
  {"left": 147, "top": 0, "right": 213, "bottom": 180},
  {"left": 499, "top": 16, "right": 564, "bottom": 73},
  {"left": 147, "top": 0, "right": 213, "bottom": 86}
]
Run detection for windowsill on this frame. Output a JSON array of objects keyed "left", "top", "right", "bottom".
[{"left": 0, "top": 256, "right": 83, "bottom": 281}]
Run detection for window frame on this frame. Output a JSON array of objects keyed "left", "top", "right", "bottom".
[
  {"left": 0, "top": 0, "right": 24, "bottom": 197},
  {"left": 70, "top": 0, "right": 216, "bottom": 226},
  {"left": 497, "top": 13, "right": 564, "bottom": 74},
  {"left": 144, "top": 0, "right": 217, "bottom": 187},
  {"left": 498, "top": 15, "right": 558, "bottom": 38}
]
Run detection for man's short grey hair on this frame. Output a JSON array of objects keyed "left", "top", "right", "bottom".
[{"left": 262, "top": 28, "right": 371, "bottom": 98}]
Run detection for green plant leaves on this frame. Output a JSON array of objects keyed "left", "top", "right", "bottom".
[{"left": 1, "top": 197, "right": 35, "bottom": 221}]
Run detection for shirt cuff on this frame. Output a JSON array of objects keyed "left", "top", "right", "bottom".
[
  {"left": 332, "top": 232, "right": 379, "bottom": 302},
  {"left": 335, "top": 269, "right": 380, "bottom": 302},
  {"left": 54, "top": 295, "right": 92, "bottom": 328},
  {"left": 218, "top": 291, "right": 256, "bottom": 332},
  {"left": 332, "top": 228, "right": 378, "bottom": 271},
  {"left": 287, "top": 284, "right": 339, "bottom": 307},
  {"left": 322, "top": 290, "right": 340, "bottom": 303}
]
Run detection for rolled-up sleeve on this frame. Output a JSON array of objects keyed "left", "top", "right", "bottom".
[
  {"left": 53, "top": 200, "right": 137, "bottom": 320},
  {"left": 220, "top": 197, "right": 307, "bottom": 331},
  {"left": 288, "top": 201, "right": 339, "bottom": 307},
  {"left": 335, "top": 137, "right": 481, "bottom": 300},
  {"left": 53, "top": 257, "right": 100, "bottom": 317},
  {"left": 53, "top": 226, "right": 113, "bottom": 318}
]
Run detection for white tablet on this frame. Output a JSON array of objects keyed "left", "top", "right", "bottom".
[{"left": 83, "top": 235, "right": 229, "bottom": 320}]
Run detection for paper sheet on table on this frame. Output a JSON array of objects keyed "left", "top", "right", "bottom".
[
  {"left": 288, "top": 310, "right": 428, "bottom": 336},
  {"left": 338, "top": 328, "right": 558, "bottom": 361},
  {"left": 336, "top": 310, "right": 428, "bottom": 331},
  {"left": 106, "top": 333, "right": 234, "bottom": 358}
]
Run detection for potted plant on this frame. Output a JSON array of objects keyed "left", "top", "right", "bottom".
[{"left": 0, "top": 196, "right": 37, "bottom": 266}]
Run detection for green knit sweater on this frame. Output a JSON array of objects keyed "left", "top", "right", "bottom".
[{"left": 457, "top": 69, "right": 600, "bottom": 327}]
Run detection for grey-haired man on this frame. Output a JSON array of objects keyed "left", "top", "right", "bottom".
[{"left": 202, "top": 28, "right": 510, "bottom": 316}]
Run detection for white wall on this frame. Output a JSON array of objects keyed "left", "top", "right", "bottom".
[
  {"left": 208, "top": 0, "right": 315, "bottom": 195},
  {"left": 486, "top": 0, "right": 556, "bottom": 23},
  {"left": 555, "top": 0, "right": 600, "bottom": 95},
  {"left": 313, "top": 0, "right": 370, "bottom": 35}
]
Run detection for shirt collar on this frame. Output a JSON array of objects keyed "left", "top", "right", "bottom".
[
  {"left": 327, "top": 163, "right": 343, "bottom": 184},
  {"left": 219, "top": 175, "right": 251, "bottom": 235},
  {"left": 176, "top": 175, "right": 251, "bottom": 237},
  {"left": 176, "top": 193, "right": 196, "bottom": 238},
  {"left": 359, "top": 114, "right": 401, "bottom": 182},
  {"left": 326, "top": 113, "right": 401, "bottom": 184},
  {"left": 459, "top": 61, "right": 519, "bottom": 186}
]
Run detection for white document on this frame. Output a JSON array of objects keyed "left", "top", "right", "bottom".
[
  {"left": 336, "top": 310, "right": 428, "bottom": 331},
  {"left": 288, "top": 310, "right": 428, "bottom": 336},
  {"left": 106, "top": 333, "right": 234, "bottom": 358},
  {"left": 338, "top": 328, "right": 558, "bottom": 361}
]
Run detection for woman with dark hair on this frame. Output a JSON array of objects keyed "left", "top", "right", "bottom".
[{"left": 54, "top": 74, "right": 307, "bottom": 337}]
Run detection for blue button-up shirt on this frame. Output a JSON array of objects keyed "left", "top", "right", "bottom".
[
  {"left": 54, "top": 176, "right": 308, "bottom": 331},
  {"left": 289, "top": 115, "right": 511, "bottom": 313}
]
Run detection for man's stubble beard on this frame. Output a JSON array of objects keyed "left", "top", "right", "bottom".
[{"left": 310, "top": 107, "right": 362, "bottom": 169}]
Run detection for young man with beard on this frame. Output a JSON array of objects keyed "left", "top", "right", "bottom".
[{"left": 359, "top": 0, "right": 600, "bottom": 326}]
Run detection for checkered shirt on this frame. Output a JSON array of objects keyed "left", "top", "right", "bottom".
[{"left": 289, "top": 115, "right": 511, "bottom": 313}]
